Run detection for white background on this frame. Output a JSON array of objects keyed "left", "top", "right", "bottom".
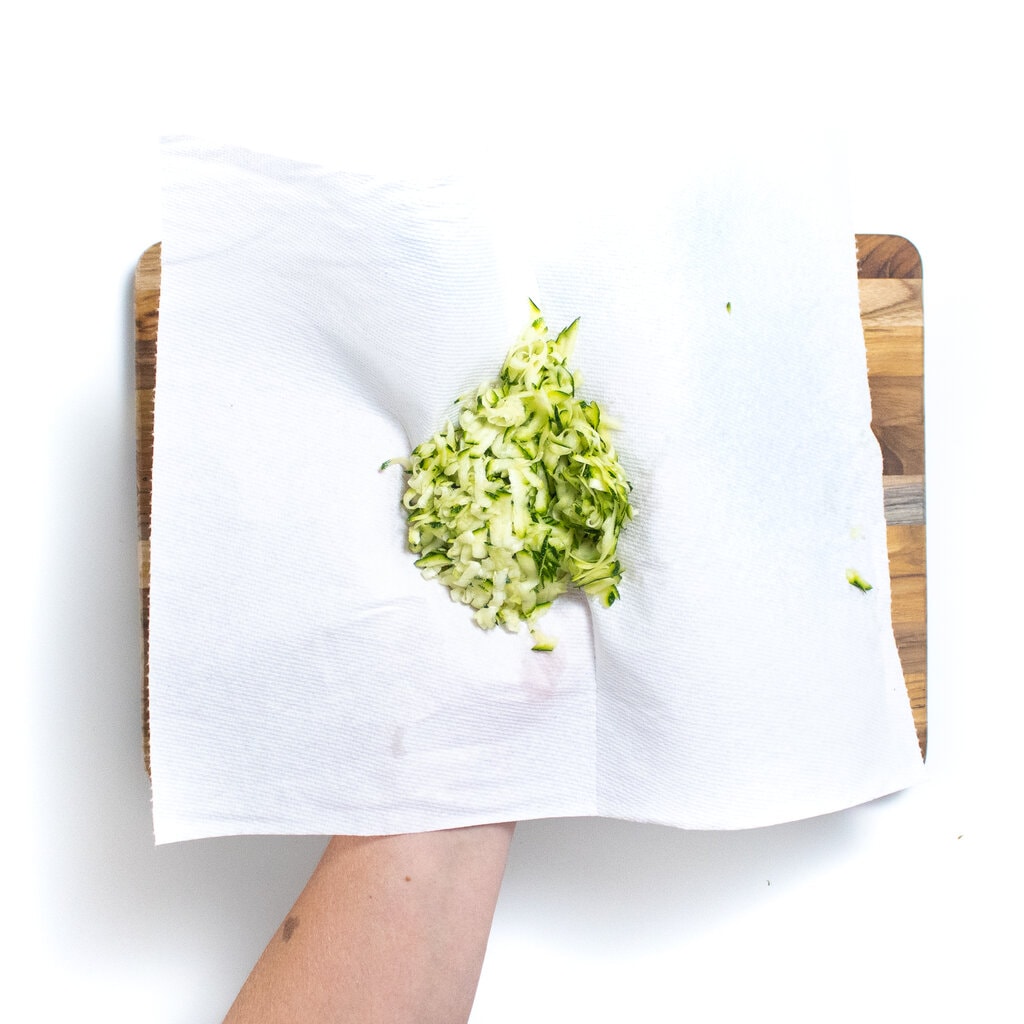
[{"left": 3, "top": 2, "right": 1019, "bottom": 1020}]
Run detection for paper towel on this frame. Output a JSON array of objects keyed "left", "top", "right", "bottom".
[{"left": 148, "top": 136, "right": 923, "bottom": 843}]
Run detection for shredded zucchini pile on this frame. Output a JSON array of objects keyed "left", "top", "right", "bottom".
[{"left": 383, "top": 303, "right": 633, "bottom": 650}]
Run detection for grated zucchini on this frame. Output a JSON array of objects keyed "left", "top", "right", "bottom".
[
  {"left": 846, "top": 569, "right": 873, "bottom": 593},
  {"left": 383, "top": 302, "right": 634, "bottom": 650}
]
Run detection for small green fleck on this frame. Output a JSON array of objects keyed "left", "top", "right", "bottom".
[
  {"left": 379, "top": 459, "right": 391, "bottom": 472},
  {"left": 846, "top": 569, "right": 873, "bottom": 592},
  {"left": 725, "top": 301, "right": 732, "bottom": 314}
]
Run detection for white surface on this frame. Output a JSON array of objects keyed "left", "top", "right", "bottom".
[{"left": 3, "top": 2, "right": 1020, "bottom": 1020}]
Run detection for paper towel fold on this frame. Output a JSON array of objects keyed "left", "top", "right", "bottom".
[{"left": 148, "top": 136, "right": 923, "bottom": 843}]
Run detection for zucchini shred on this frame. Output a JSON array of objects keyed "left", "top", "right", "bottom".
[{"left": 382, "top": 303, "right": 634, "bottom": 651}]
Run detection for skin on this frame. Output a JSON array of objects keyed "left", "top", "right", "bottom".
[{"left": 221, "top": 822, "right": 516, "bottom": 1024}]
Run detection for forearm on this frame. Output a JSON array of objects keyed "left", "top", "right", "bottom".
[{"left": 222, "top": 822, "right": 516, "bottom": 1024}]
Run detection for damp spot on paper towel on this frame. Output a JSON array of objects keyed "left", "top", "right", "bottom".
[
  {"left": 521, "top": 641, "right": 565, "bottom": 698},
  {"left": 846, "top": 569, "right": 873, "bottom": 592},
  {"left": 281, "top": 916, "right": 300, "bottom": 942},
  {"left": 391, "top": 727, "right": 407, "bottom": 758}
]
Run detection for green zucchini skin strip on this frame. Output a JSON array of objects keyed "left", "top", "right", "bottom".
[
  {"left": 385, "top": 304, "right": 634, "bottom": 648},
  {"left": 846, "top": 569, "right": 873, "bottom": 592}
]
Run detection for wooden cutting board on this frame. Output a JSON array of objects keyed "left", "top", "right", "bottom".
[
  {"left": 856, "top": 234, "right": 926, "bottom": 755},
  {"left": 134, "top": 234, "right": 927, "bottom": 771}
]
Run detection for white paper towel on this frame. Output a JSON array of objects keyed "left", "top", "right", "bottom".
[{"left": 149, "top": 136, "right": 923, "bottom": 843}]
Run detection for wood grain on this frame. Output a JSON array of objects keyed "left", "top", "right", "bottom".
[
  {"left": 134, "top": 234, "right": 927, "bottom": 771},
  {"left": 857, "top": 234, "right": 927, "bottom": 756},
  {"left": 856, "top": 233, "right": 923, "bottom": 279},
  {"left": 134, "top": 243, "right": 160, "bottom": 774}
]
